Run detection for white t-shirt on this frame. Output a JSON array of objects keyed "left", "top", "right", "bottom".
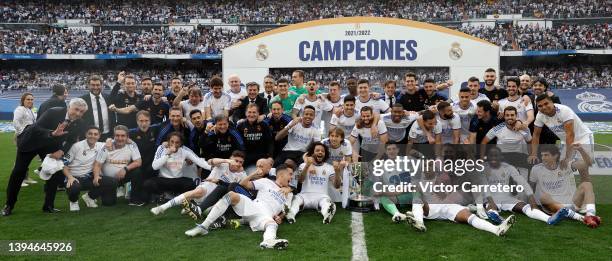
[
  {"left": 203, "top": 92, "right": 231, "bottom": 118},
  {"left": 226, "top": 88, "right": 247, "bottom": 103},
  {"left": 65, "top": 140, "right": 105, "bottom": 177},
  {"left": 208, "top": 163, "right": 247, "bottom": 184},
  {"left": 322, "top": 138, "right": 352, "bottom": 163},
  {"left": 484, "top": 162, "right": 533, "bottom": 202},
  {"left": 180, "top": 100, "right": 207, "bottom": 120},
  {"left": 252, "top": 178, "right": 288, "bottom": 215},
  {"left": 283, "top": 123, "right": 321, "bottom": 151},
  {"left": 355, "top": 97, "right": 389, "bottom": 114},
  {"left": 485, "top": 123, "right": 532, "bottom": 154},
  {"left": 470, "top": 93, "right": 490, "bottom": 106},
  {"left": 298, "top": 162, "right": 336, "bottom": 195},
  {"left": 350, "top": 120, "right": 388, "bottom": 153},
  {"left": 408, "top": 121, "right": 442, "bottom": 144},
  {"left": 152, "top": 146, "right": 212, "bottom": 179},
  {"left": 534, "top": 104, "right": 592, "bottom": 143},
  {"left": 530, "top": 163, "right": 577, "bottom": 204},
  {"left": 382, "top": 113, "right": 418, "bottom": 143},
  {"left": 452, "top": 101, "right": 476, "bottom": 139},
  {"left": 96, "top": 143, "right": 141, "bottom": 178},
  {"left": 498, "top": 96, "right": 533, "bottom": 122},
  {"left": 293, "top": 96, "right": 333, "bottom": 128},
  {"left": 436, "top": 114, "right": 462, "bottom": 144},
  {"left": 330, "top": 111, "right": 358, "bottom": 135}
]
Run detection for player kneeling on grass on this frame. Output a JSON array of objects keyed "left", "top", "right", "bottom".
[
  {"left": 406, "top": 164, "right": 516, "bottom": 236},
  {"left": 287, "top": 142, "right": 343, "bottom": 224},
  {"left": 374, "top": 143, "right": 413, "bottom": 223},
  {"left": 529, "top": 145, "right": 601, "bottom": 228},
  {"left": 483, "top": 147, "right": 564, "bottom": 225},
  {"left": 185, "top": 164, "right": 294, "bottom": 250},
  {"left": 151, "top": 151, "right": 246, "bottom": 217}
]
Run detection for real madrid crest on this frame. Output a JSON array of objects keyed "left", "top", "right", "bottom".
[
  {"left": 449, "top": 42, "right": 463, "bottom": 60},
  {"left": 256, "top": 44, "right": 269, "bottom": 61}
]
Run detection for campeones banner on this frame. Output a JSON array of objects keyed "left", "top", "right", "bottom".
[{"left": 222, "top": 17, "right": 500, "bottom": 99}]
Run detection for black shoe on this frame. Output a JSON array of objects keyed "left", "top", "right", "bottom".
[
  {"left": 1, "top": 205, "right": 12, "bottom": 216},
  {"left": 209, "top": 216, "right": 227, "bottom": 230},
  {"left": 42, "top": 206, "right": 61, "bottom": 213},
  {"left": 128, "top": 200, "right": 146, "bottom": 207}
]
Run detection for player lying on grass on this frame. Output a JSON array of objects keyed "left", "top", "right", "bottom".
[
  {"left": 150, "top": 150, "right": 246, "bottom": 217},
  {"left": 406, "top": 163, "right": 516, "bottom": 236},
  {"left": 184, "top": 164, "right": 294, "bottom": 250},
  {"left": 373, "top": 143, "right": 413, "bottom": 223},
  {"left": 529, "top": 145, "right": 601, "bottom": 228},
  {"left": 286, "top": 142, "right": 343, "bottom": 224},
  {"left": 483, "top": 147, "right": 568, "bottom": 225}
]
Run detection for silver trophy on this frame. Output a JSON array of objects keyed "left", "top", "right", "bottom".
[{"left": 348, "top": 162, "right": 375, "bottom": 212}]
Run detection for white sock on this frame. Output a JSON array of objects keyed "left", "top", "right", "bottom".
[
  {"left": 201, "top": 194, "right": 231, "bottom": 229},
  {"left": 288, "top": 196, "right": 303, "bottom": 217},
  {"left": 412, "top": 203, "right": 424, "bottom": 222},
  {"left": 161, "top": 194, "right": 185, "bottom": 211},
  {"left": 263, "top": 223, "right": 278, "bottom": 241},
  {"left": 567, "top": 208, "right": 584, "bottom": 222},
  {"left": 522, "top": 205, "right": 550, "bottom": 223},
  {"left": 585, "top": 204, "right": 596, "bottom": 216},
  {"left": 319, "top": 198, "right": 331, "bottom": 216},
  {"left": 468, "top": 214, "right": 498, "bottom": 234}
]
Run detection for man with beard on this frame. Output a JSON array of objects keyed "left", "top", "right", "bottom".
[
  {"left": 110, "top": 73, "right": 143, "bottom": 129},
  {"left": 345, "top": 77, "right": 358, "bottom": 97},
  {"left": 383, "top": 103, "right": 418, "bottom": 145},
  {"left": 275, "top": 105, "right": 320, "bottom": 167},
  {"left": 452, "top": 87, "right": 477, "bottom": 144},
  {"left": 200, "top": 115, "right": 245, "bottom": 160},
  {"left": 166, "top": 77, "right": 185, "bottom": 104},
  {"left": 286, "top": 142, "right": 343, "bottom": 224},
  {"left": 529, "top": 78, "right": 560, "bottom": 145},
  {"left": 497, "top": 77, "right": 534, "bottom": 130},
  {"left": 469, "top": 100, "right": 502, "bottom": 145},
  {"left": 237, "top": 104, "right": 273, "bottom": 170},
  {"left": 140, "top": 77, "right": 153, "bottom": 96},
  {"left": 435, "top": 101, "right": 461, "bottom": 144},
  {"left": 479, "top": 68, "right": 507, "bottom": 103},
  {"left": 203, "top": 76, "right": 231, "bottom": 120},
  {"left": 399, "top": 72, "right": 426, "bottom": 112},
  {"left": 135, "top": 82, "right": 170, "bottom": 125},
  {"left": 422, "top": 78, "right": 448, "bottom": 108},
  {"left": 349, "top": 106, "right": 388, "bottom": 161},
  {"left": 157, "top": 107, "right": 195, "bottom": 150},
  {"left": 188, "top": 109, "right": 208, "bottom": 156},
  {"left": 264, "top": 101, "right": 292, "bottom": 158},
  {"left": 480, "top": 106, "right": 532, "bottom": 178},
  {"left": 80, "top": 74, "right": 115, "bottom": 140},
  {"left": 174, "top": 87, "right": 206, "bottom": 122},
  {"left": 292, "top": 80, "right": 333, "bottom": 129}
]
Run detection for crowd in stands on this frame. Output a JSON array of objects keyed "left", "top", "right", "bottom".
[
  {"left": 0, "top": 28, "right": 255, "bottom": 54},
  {"left": 1, "top": 0, "right": 610, "bottom": 24},
  {"left": 502, "top": 66, "right": 612, "bottom": 89}
]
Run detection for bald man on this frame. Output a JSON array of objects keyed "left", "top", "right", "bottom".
[{"left": 519, "top": 74, "right": 532, "bottom": 96}]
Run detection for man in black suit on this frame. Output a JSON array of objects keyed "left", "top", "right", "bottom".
[
  {"left": 232, "top": 82, "right": 269, "bottom": 123},
  {"left": 259, "top": 75, "right": 277, "bottom": 108},
  {"left": 2, "top": 98, "right": 88, "bottom": 216},
  {"left": 80, "top": 75, "right": 115, "bottom": 140},
  {"left": 38, "top": 84, "right": 67, "bottom": 119}
]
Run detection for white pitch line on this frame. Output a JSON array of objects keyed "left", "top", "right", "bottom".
[{"left": 351, "top": 212, "right": 368, "bottom": 261}]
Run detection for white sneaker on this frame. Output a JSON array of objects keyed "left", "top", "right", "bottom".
[
  {"left": 116, "top": 186, "right": 125, "bottom": 198},
  {"left": 69, "top": 201, "right": 80, "bottom": 212},
  {"left": 496, "top": 214, "right": 516, "bottom": 236},
  {"left": 150, "top": 206, "right": 165, "bottom": 216},
  {"left": 25, "top": 178, "right": 38, "bottom": 184},
  {"left": 185, "top": 225, "right": 208, "bottom": 237},
  {"left": 21, "top": 182, "right": 29, "bottom": 187},
  {"left": 323, "top": 203, "right": 336, "bottom": 224},
  {"left": 405, "top": 211, "right": 427, "bottom": 232},
  {"left": 392, "top": 212, "right": 407, "bottom": 223},
  {"left": 260, "top": 239, "right": 289, "bottom": 250},
  {"left": 81, "top": 194, "right": 98, "bottom": 208},
  {"left": 124, "top": 184, "right": 131, "bottom": 200}
]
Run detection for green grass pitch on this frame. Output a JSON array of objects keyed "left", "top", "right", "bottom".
[{"left": 0, "top": 133, "right": 611, "bottom": 260}]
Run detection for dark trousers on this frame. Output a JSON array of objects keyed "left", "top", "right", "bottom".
[
  {"left": 99, "top": 168, "right": 145, "bottom": 206},
  {"left": 5, "top": 150, "right": 39, "bottom": 209},
  {"left": 143, "top": 177, "right": 195, "bottom": 196},
  {"left": 64, "top": 175, "right": 103, "bottom": 202},
  {"left": 43, "top": 171, "right": 116, "bottom": 208}
]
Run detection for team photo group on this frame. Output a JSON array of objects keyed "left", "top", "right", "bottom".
[{"left": 3, "top": 66, "right": 602, "bottom": 250}]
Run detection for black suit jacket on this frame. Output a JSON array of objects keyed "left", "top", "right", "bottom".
[
  {"left": 80, "top": 92, "right": 116, "bottom": 133},
  {"left": 17, "top": 107, "right": 85, "bottom": 154},
  {"left": 232, "top": 95, "right": 270, "bottom": 122},
  {"left": 37, "top": 95, "right": 66, "bottom": 120}
]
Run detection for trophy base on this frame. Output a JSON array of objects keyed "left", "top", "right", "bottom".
[{"left": 348, "top": 195, "right": 375, "bottom": 213}]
